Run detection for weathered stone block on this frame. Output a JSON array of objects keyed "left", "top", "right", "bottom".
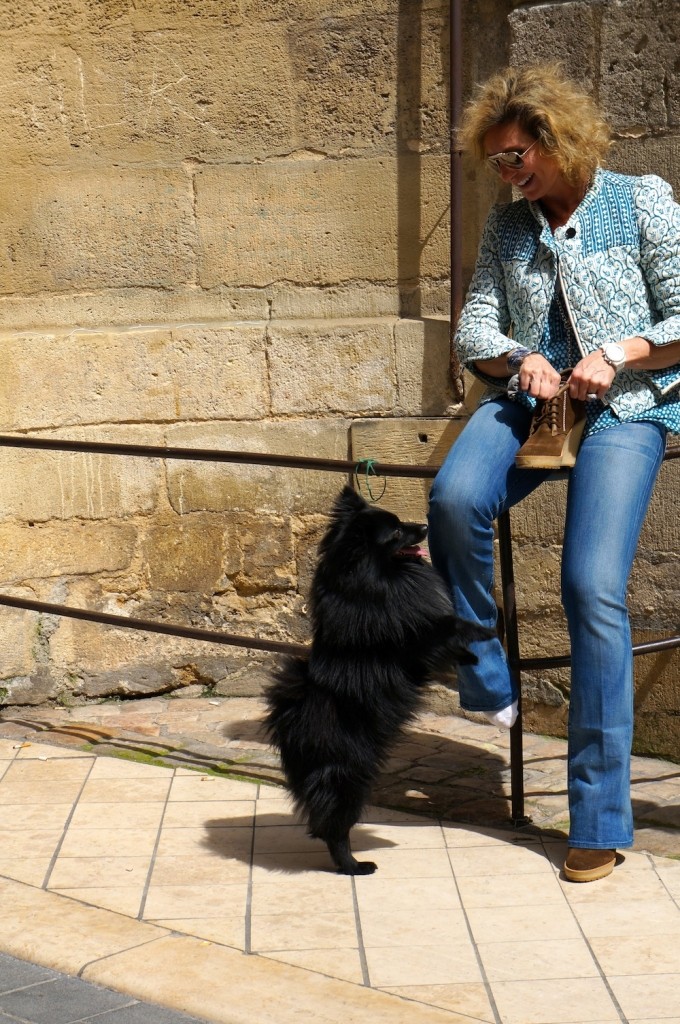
[
  {"left": 142, "top": 516, "right": 226, "bottom": 593},
  {"left": 509, "top": 3, "right": 598, "bottom": 91},
  {"left": 0, "top": 325, "right": 268, "bottom": 431},
  {"left": 165, "top": 419, "right": 348, "bottom": 516},
  {"left": 394, "top": 317, "right": 458, "bottom": 415},
  {"left": 196, "top": 156, "right": 449, "bottom": 287},
  {"left": 608, "top": 136, "right": 680, "bottom": 197},
  {"left": 350, "top": 416, "right": 466, "bottom": 521},
  {"left": 600, "top": 0, "right": 680, "bottom": 132},
  {"left": 270, "top": 284, "right": 400, "bottom": 321},
  {"left": 0, "top": 428, "right": 162, "bottom": 523},
  {"left": 268, "top": 320, "right": 397, "bottom": 415},
  {"left": 0, "top": 597, "right": 40, "bottom": 680},
  {"left": 0, "top": 170, "right": 194, "bottom": 294},
  {"left": 0, "top": 522, "right": 136, "bottom": 582}
]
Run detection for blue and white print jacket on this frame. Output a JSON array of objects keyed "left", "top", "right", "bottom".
[{"left": 456, "top": 168, "right": 680, "bottom": 418}]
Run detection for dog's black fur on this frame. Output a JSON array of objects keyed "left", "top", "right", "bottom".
[{"left": 264, "top": 486, "right": 494, "bottom": 875}]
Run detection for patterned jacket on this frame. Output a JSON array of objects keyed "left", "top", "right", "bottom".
[{"left": 456, "top": 168, "right": 680, "bottom": 418}]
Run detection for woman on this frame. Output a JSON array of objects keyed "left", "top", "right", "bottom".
[{"left": 428, "top": 65, "right": 680, "bottom": 883}]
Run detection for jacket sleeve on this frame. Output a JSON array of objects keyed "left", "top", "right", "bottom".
[
  {"left": 635, "top": 175, "right": 680, "bottom": 347},
  {"left": 454, "top": 204, "right": 517, "bottom": 374}
]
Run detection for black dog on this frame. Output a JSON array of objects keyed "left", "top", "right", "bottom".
[{"left": 264, "top": 486, "right": 493, "bottom": 875}]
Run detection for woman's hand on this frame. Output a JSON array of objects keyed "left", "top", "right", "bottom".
[
  {"left": 517, "top": 353, "right": 562, "bottom": 399},
  {"left": 569, "top": 350, "right": 616, "bottom": 401}
]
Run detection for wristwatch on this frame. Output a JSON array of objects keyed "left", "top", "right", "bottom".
[
  {"left": 506, "top": 346, "right": 532, "bottom": 373},
  {"left": 601, "top": 342, "right": 626, "bottom": 373}
]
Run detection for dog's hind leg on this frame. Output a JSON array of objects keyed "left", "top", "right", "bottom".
[{"left": 326, "top": 836, "right": 377, "bottom": 876}]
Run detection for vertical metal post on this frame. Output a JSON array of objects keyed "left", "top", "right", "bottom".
[{"left": 497, "top": 508, "right": 531, "bottom": 825}]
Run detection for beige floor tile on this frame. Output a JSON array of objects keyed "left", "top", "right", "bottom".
[
  {"left": 365, "top": 942, "right": 483, "bottom": 987},
  {"left": 380, "top": 983, "right": 495, "bottom": 1021},
  {"left": 52, "top": 886, "right": 144, "bottom": 917},
  {"left": 85, "top": 933, "right": 463, "bottom": 1024},
  {"left": 447, "top": 842, "right": 553, "bottom": 876},
  {"left": 143, "top": 882, "right": 248, "bottom": 920},
  {"left": 150, "top": 855, "right": 250, "bottom": 885},
  {"left": 654, "top": 859, "right": 680, "bottom": 897},
  {"left": 560, "top": 868, "right": 673, "bottom": 904},
  {"left": 69, "top": 801, "right": 166, "bottom": 829},
  {"left": 255, "top": 798, "right": 304, "bottom": 826},
  {"left": 251, "top": 851, "right": 337, "bottom": 879},
  {"left": 0, "top": 803, "right": 74, "bottom": 830},
  {"left": 491, "top": 977, "right": 619, "bottom": 1024},
  {"left": 0, "top": 877, "right": 167, "bottom": 976},
  {"left": 255, "top": 782, "right": 288, "bottom": 800},
  {"left": 457, "top": 870, "right": 564, "bottom": 908},
  {"left": 478, "top": 938, "right": 600, "bottom": 982},
  {"left": 0, "top": 857, "right": 52, "bottom": 886},
  {"left": 0, "top": 739, "right": 20, "bottom": 758},
  {"left": 355, "top": 875, "right": 461, "bottom": 913},
  {"left": 0, "top": 781, "right": 86, "bottom": 805},
  {"left": 48, "top": 855, "right": 151, "bottom": 888},
  {"left": 0, "top": 829, "right": 63, "bottom": 859},
  {"left": 162, "top": 799, "right": 255, "bottom": 828},
  {"left": 151, "top": 916, "right": 246, "bottom": 950},
  {"left": 591, "top": 933, "right": 680, "bottom": 975},
  {"left": 78, "top": 778, "right": 171, "bottom": 803},
  {"left": 628, "top": 1019, "right": 680, "bottom": 1023},
  {"left": 250, "top": 911, "right": 358, "bottom": 952},
  {"left": 262, "top": 947, "right": 365, "bottom": 985},
  {"left": 570, "top": 898, "right": 680, "bottom": 938},
  {"left": 251, "top": 880, "right": 354, "bottom": 917},
  {"left": 608, "top": 974, "right": 680, "bottom": 1018},
  {"left": 353, "top": 822, "right": 446, "bottom": 851},
  {"left": 362, "top": 804, "right": 429, "bottom": 824},
  {"left": 168, "top": 775, "right": 258, "bottom": 802},
  {"left": 157, "top": 825, "right": 252, "bottom": 858},
  {"left": 441, "top": 823, "right": 540, "bottom": 847},
  {"left": 253, "top": 825, "right": 326, "bottom": 856},
  {"left": 88, "top": 757, "right": 174, "bottom": 779},
  {"left": 361, "top": 907, "right": 470, "bottom": 948},
  {"left": 15, "top": 744, "right": 91, "bottom": 760},
  {"left": 58, "top": 827, "right": 159, "bottom": 859},
  {"left": 467, "top": 903, "right": 582, "bottom": 944},
  {"left": 352, "top": 847, "right": 455, "bottom": 879},
  {"left": 3, "top": 759, "right": 91, "bottom": 783}
]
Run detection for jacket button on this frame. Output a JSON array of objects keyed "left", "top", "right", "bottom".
[{"left": 566, "top": 227, "right": 576, "bottom": 238}]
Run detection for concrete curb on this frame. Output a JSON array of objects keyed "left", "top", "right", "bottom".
[{"left": 0, "top": 877, "right": 457, "bottom": 1024}]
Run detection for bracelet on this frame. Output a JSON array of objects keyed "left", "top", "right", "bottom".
[{"left": 506, "top": 346, "right": 532, "bottom": 374}]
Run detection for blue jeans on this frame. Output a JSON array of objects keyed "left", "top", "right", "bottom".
[{"left": 428, "top": 397, "right": 666, "bottom": 849}]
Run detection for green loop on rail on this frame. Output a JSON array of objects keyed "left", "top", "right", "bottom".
[{"left": 354, "top": 458, "right": 387, "bottom": 502}]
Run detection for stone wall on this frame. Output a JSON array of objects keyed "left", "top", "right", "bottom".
[{"left": 0, "top": 0, "right": 677, "bottom": 761}]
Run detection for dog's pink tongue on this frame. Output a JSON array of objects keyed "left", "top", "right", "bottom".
[{"left": 398, "top": 545, "right": 427, "bottom": 557}]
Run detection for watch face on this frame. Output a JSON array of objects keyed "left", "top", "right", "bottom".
[{"left": 606, "top": 343, "right": 625, "bottom": 361}]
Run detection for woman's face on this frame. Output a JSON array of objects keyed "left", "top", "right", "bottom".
[{"left": 483, "top": 121, "right": 567, "bottom": 203}]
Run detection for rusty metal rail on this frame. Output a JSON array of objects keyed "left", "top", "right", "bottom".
[{"left": 0, "top": 433, "right": 677, "bottom": 821}]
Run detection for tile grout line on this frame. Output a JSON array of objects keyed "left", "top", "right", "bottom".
[
  {"left": 442, "top": 821, "right": 504, "bottom": 1024},
  {"left": 244, "top": 783, "right": 258, "bottom": 956},
  {"left": 41, "top": 756, "right": 98, "bottom": 892},
  {"left": 541, "top": 835, "right": 630, "bottom": 1024},
  {"left": 350, "top": 876, "right": 372, "bottom": 988},
  {"left": 137, "top": 767, "right": 176, "bottom": 922}
]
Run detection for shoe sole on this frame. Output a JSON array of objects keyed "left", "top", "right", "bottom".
[
  {"left": 563, "top": 856, "right": 616, "bottom": 883},
  {"left": 515, "top": 419, "right": 586, "bottom": 470}
]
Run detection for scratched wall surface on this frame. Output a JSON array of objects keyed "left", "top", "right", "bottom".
[{"left": 0, "top": 0, "right": 677, "bottom": 760}]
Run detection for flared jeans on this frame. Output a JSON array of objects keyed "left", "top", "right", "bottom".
[{"left": 428, "top": 397, "right": 666, "bottom": 849}]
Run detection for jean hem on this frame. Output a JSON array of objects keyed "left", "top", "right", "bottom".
[{"left": 567, "top": 840, "right": 633, "bottom": 850}]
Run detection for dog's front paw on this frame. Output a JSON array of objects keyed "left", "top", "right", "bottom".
[{"left": 338, "top": 859, "right": 377, "bottom": 876}]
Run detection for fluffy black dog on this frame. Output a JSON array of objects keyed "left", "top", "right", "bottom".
[{"left": 264, "top": 486, "right": 493, "bottom": 875}]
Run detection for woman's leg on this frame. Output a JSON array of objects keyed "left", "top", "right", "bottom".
[
  {"left": 562, "top": 421, "right": 666, "bottom": 849},
  {"left": 428, "top": 397, "right": 551, "bottom": 713}
]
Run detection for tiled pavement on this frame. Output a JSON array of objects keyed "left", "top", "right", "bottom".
[{"left": 0, "top": 696, "right": 679, "bottom": 1024}]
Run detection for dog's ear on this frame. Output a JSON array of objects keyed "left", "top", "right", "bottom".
[{"left": 334, "top": 486, "right": 367, "bottom": 515}]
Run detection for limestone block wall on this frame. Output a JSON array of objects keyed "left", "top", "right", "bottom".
[{"left": 0, "top": 1, "right": 464, "bottom": 707}]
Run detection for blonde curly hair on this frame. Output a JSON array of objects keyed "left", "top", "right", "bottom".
[{"left": 458, "top": 64, "right": 612, "bottom": 186}]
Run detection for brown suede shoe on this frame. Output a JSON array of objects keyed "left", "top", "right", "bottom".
[
  {"left": 515, "top": 375, "right": 586, "bottom": 469},
  {"left": 563, "top": 847, "right": 616, "bottom": 883}
]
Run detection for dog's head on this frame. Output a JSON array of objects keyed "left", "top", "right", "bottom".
[{"left": 321, "top": 486, "right": 428, "bottom": 564}]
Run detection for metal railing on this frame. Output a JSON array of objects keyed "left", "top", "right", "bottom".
[{"left": 0, "top": 433, "right": 678, "bottom": 821}]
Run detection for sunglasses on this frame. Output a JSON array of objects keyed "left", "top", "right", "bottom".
[{"left": 486, "top": 138, "right": 539, "bottom": 172}]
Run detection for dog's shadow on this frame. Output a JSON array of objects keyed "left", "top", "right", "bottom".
[{"left": 200, "top": 712, "right": 539, "bottom": 873}]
